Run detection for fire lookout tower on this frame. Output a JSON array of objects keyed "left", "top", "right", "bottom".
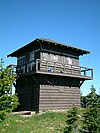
[{"left": 7, "top": 38, "right": 93, "bottom": 112}]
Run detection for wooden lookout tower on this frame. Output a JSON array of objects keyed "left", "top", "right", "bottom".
[{"left": 7, "top": 38, "right": 93, "bottom": 112}]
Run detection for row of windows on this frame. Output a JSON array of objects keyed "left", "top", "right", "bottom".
[
  {"left": 41, "top": 53, "right": 79, "bottom": 65},
  {"left": 17, "top": 52, "right": 79, "bottom": 66},
  {"left": 17, "top": 52, "right": 34, "bottom": 65}
]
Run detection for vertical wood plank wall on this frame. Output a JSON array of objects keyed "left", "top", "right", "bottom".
[
  {"left": 16, "top": 77, "right": 33, "bottom": 110},
  {"left": 39, "top": 85, "right": 80, "bottom": 111}
]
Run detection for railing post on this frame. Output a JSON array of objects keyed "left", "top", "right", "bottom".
[
  {"left": 64, "top": 64, "right": 65, "bottom": 73},
  {"left": 71, "top": 65, "right": 73, "bottom": 74},
  {"left": 91, "top": 69, "right": 93, "bottom": 78},
  {"left": 46, "top": 61, "right": 48, "bottom": 71},
  {"left": 36, "top": 59, "right": 38, "bottom": 72},
  {"left": 79, "top": 66, "right": 81, "bottom": 75},
  {"left": 85, "top": 68, "right": 87, "bottom": 76},
  {"left": 54, "top": 62, "right": 56, "bottom": 72}
]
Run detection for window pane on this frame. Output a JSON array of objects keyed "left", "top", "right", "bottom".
[
  {"left": 17, "top": 56, "right": 25, "bottom": 65},
  {"left": 67, "top": 57, "right": 72, "bottom": 64},
  {"left": 30, "top": 52, "right": 34, "bottom": 61}
]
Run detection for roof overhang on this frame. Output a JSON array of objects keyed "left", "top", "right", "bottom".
[{"left": 7, "top": 38, "right": 90, "bottom": 57}]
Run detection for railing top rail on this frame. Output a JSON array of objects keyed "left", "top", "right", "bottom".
[{"left": 36, "top": 59, "right": 93, "bottom": 71}]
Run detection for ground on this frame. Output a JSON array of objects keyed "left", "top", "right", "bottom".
[{"left": 0, "top": 111, "right": 67, "bottom": 133}]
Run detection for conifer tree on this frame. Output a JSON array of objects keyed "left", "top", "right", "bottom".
[
  {"left": 82, "top": 85, "right": 100, "bottom": 133},
  {"left": 0, "top": 59, "right": 19, "bottom": 121},
  {"left": 64, "top": 107, "right": 80, "bottom": 133}
]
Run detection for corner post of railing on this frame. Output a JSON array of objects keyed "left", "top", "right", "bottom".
[
  {"left": 83, "top": 68, "right": 85, "bottom": 76},
  {"left": 36, "top": 59, "right": 38, "bottom": 72},
  {"left": 91, "top": 69, "right": 93, "bottom": 78},
  {"left": 79, "top": 66, "right": 81, "bottom": 75},
  {"left": 84, "top": 67, "right": 87, "bottom": 76}
]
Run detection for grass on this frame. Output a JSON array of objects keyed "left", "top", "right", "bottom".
[{"left": 0, "top": 112, "right": 67, "bottom": 133}]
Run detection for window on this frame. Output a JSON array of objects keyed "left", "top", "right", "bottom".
[
  {"left": 29, "top": 52, "right": 34, "bottom": 62},
  {"left": 42, "top": 53, "right": 48, "bottom": 60},
  {"left": 17, "top": 56, "right": 26, "bottom": 65},
  {"left": 67, "top": 57, "right": 72, "bottom": 64},
  {"left": 53, "top": 55, "right": 58, "bottom": 62},
  {"left": 49, "top": 54, "right": 58, "bottom": 62}
]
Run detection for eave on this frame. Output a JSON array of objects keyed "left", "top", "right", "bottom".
[{"left": 7, "top": 38, "right": 90, "bottom": 57}]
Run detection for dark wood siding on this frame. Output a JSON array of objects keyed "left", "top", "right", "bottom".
[
  {"left": 39, "top": 85, "right": 80, "bottom": 111},
  {"left": 16, "top": 76, "right": 39, "bottom": 111},
  {"left": 16, "top": 77, "right": 33, "bottom": 110}
]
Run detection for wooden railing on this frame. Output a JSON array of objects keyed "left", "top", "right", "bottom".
[
  {"left": 13, "top": 59, "right": 93, "bottom": 79},
  {"left": 36, "top": 59, "right": 93, "bottom": 79},
  {"left": 7, "top": 64, "right": 17, "bottom": 75}
]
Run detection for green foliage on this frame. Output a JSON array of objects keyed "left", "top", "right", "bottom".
[
  {"left": 82, "top": 85, "right": 100, "bottom": 133},
  {"left": 0, "top": 59, "right": 19, "bottom": 122},
  {"left": 87, "top": 85, "right": 100, "bottom": 108},
  {"left": 82, "top": 108, "right": 100, "bottom": 133},
  {"left": 81, "top": 85, "right": 100, "bottom": 108},
  {"left": 64, "top": 85, "right": 100, "bottom": 133},
  {"left": 64, "top": 107, "right": 81, "bottom": 133},
  {"left": 81, "top": 95, "right": 87, "bottom": 108}
]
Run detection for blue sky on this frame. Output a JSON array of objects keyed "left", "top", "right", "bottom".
[{"left": 0, "top": 0, "right": 100, "bottom": 95}]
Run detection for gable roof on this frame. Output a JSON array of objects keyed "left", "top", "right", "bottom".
[{"left": 7, "top": 38, "right": 90, "bottom": 57}]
